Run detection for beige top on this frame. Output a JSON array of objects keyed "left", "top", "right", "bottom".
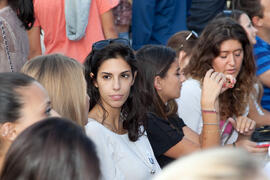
[{"left": 0, "top": 6, "right": 29, "bottom": 72}]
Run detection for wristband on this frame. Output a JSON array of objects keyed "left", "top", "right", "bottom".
[
  {"left": 201, "top": 109, "right": 217, "bottom": 114},
  {"left": 203, "top": 122, "right": 219, "bottom": 125}
]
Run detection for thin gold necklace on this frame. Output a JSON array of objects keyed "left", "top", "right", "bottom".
[{"left": 101, "top": 120, "right": 126, "bottom": 134}]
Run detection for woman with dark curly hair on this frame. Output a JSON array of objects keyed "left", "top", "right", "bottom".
[
  {"left": 178, "top": 17, "right": 267, "bottom": 153},
  {"left": 84, "top": 39, "right": 160, "bottom": 179}
]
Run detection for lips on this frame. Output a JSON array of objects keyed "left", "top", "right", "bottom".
[
  {"left": 226, "top": 69, "right": 236, "bottom": 74},
  {"left": 109, "top": 95, "right": 123, "bottom": 101}
]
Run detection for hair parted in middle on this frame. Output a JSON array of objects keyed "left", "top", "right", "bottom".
[
  {"left": 184, "top": 17, "right": 256, "bottom": 119},
  {"left": 84, "top": 43, "right": 146, "bottom": 142},
  {"left": 21, "top": 54, "right": 88, "bottom": 126}
]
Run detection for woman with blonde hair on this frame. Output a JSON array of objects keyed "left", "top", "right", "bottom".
[
  {"left": 21, "top": 54, "right": 88, "bottom": 126},
  {"left": 154, "top": 148, "right": 268, "bottom": 180}
]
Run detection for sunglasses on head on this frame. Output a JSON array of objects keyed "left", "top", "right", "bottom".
[
  {"left": 92, "top": 38, "right": 131, "bottom": 51},
  {"left": 179, "top": 30, "right": 198, "bottom": 49},
  {"left": 222, "top": 10, "right": 233, "bottom": 17},
  {"left": 185, "top": 30, "right": 198, "bottom": 41}
]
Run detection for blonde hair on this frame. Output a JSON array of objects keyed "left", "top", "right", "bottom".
[
  {"left": 154, "top": 148, "right": 267, "bottom": 180},
  {"left": 21, "top": 54, "right": 87, "bottom": 126}
]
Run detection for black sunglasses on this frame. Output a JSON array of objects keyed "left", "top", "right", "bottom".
[{"left": 92, "top": 38, "right": 131, "bottom": 51}]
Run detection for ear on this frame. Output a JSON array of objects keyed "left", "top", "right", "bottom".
[
  {"left": 131, "top": 71, "right": 137, "bottom": 86},
  {"left": 154, "top": 76, "right": 163, "bottom": 91},
  {"left": 0, "top": 122, "right": 17, "bottom": 142},
  {"left": 252, "top": 16, "right": 263, "bottom": 28},
  {"left": 94, "top": 80, "right": 98, "bottom": 88},
  {"left": 178, "top": 51, "right": 186, "bottom": 65}
]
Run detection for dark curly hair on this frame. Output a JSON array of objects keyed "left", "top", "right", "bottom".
[{"left": 184, "top": 17, "right": 256, "bottom": 119}]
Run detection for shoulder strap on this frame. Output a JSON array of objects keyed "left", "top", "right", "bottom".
[{"left": 0, "top": 20, "right": 13, "bottom": 72}]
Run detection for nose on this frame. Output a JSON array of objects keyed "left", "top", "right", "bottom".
[
  {"left": 253, "top": 26, "right": 258, "bottom": 33},
  {"left": 180, "top": 72, "right": 186, "bottom": 83},
  {"left": 228, "top": 54, "right": 236, "bottom": 67},
  {"left": 113, "top": 77, "right": 120, "bottom": 91}
]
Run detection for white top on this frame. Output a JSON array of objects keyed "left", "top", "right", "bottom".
[
  {"left": 85, "top": 118, "right": 161, "bottom": 180},
  {"left": 176, "top": 78, "right": 243, "bottom": 145}
]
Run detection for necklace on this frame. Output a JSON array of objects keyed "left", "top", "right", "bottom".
[{"left": 101, "top": 120, "right": 126, "bottom": 134}]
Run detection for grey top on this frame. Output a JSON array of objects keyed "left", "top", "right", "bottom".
[{"left": 0, "top": 6, "right": 29, "bottom": 72}]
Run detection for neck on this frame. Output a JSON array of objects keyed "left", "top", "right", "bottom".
[
  {"left": 0, "top": 0, "right": 8, "bottom": 9},
  {"left": 257, "top": 29, "right": 270, "bottom": 44},
  {"left": 0, "top": 143, "right": 10, "bottom": 172},
  {"left": 89, "top": 103, "right": 123, "bottom": 133}
]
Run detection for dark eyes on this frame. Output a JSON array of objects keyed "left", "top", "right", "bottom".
[
  {"left": 102, "top": 74, "right": 130, "bottom": 79},
  {"left": 102, "top": 75, "right": 111, "bottom": 79},
  {"left": 220, "top": 50, "right": 242, "bottom": 59},
  {"left": 121, "top": 73, "right": 130, "bottom": 78},
  {"left": 45, "top": 106, "right": 51, "bottom": 116}
]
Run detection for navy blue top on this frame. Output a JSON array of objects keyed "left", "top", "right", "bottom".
[
  {"left": 254, "top": 36, "right": 270, "bottom": 111},
  {"left": 132, "top": 0, "right": 187, "bottom": 50}
]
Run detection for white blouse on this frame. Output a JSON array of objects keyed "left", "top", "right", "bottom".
[
  {"left": 176, "top": 78, "right": 244, "bottom": 145},
  {"left": 85, "top": 118, "right": 161, "bottom": 180}
]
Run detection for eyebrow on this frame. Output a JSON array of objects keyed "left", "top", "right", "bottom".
[
  {"left": 220, "top": 48, "right": 243, "bottom": 53},
  {"left": 101, "top": 70, "right": 132, "bottom": 75}
]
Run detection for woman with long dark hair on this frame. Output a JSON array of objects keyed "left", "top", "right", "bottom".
[
  {"left": 84, "top": 39, "right": 160, "bottom": 179},
  {"left": 136, "top": 45, "right": 226, "bottom": 168}
]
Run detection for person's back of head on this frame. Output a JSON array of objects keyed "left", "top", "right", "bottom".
[
  {"left": 232, "top": 0, "right": 263, "bottom": 19},
  {"left": 0, "top": 117, "right": 100, "bottom": 180},
  {"left": 167, "top": 31, "right": 198, "bottom": 58},
  {"left": 215, "top": 9, "right": 244, "bottom": 22},
  {"left": 21, "top": 54, "right": 88, "bottom": 126},
  {"left": 8, "top": 0, "right": 35, "bottom": 30},
  {"left": 154, "top": 148, "right": 268, "bottom": 180}
]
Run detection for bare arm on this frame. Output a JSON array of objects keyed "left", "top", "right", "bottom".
[
  {"left": 258, "top": 71, "right": 270, "bottom": 88},
  {"left": 27, "top": 26, "right": 42, "bottom": 60},
  {"left": 164, "top": 135, "right": 200, "bottom": 158},
  {"left": 248, "top": 99, "right": 270, "bottom": 127},
  {"left": 101, "top": 9, "right": 118, "bottom": 39}
]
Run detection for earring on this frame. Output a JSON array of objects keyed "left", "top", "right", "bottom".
[{"left": 90, "top": 72, "right": 94, "bottom": 79}]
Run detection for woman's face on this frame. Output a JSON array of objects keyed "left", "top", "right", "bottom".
[
  {"left": 156, "top": 60, "right": 185, "bottom": 103},
  {"left": 95, "top": 57, "right": 135, "bottom": 109},
  {"left": 239, "top": 13, "right": 258, "bottom": 45},
  {"left": 15, "top": 82, "right": 54, "bottom": 135},
  {"left": 212, "top": 39, "right": 244, "bottom": 78}
]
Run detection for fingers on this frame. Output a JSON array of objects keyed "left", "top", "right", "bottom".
[
  {"left": 205, "top": 69, "right": 214, "bottom": 79},
  {"left": 228, "top": 117, "right": 236, "bottom": 129},
  {"left": 247, "top": 141, "right": 268, "bottom": 153},
  {"left": 236, "top": 139, "right": 268, "bottom": 153},
  {"left": 235, "top": 116, "right": 255, "bottom": 134}
]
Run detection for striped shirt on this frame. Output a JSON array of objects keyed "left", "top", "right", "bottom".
[{"left": 254, "top": 36, "right": 270, "bottom": 111}]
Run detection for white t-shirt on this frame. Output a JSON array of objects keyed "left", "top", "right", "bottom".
[
  {"left": 85, "top": 118, "right": 161, "bottom": 180},
  {"left": 176, "top": 78, "right": 241, "bottom": 145}
]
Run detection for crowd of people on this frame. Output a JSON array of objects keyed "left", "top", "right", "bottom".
[{"left": 0, "top": 0, "right": 270, "bottom": 179}]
